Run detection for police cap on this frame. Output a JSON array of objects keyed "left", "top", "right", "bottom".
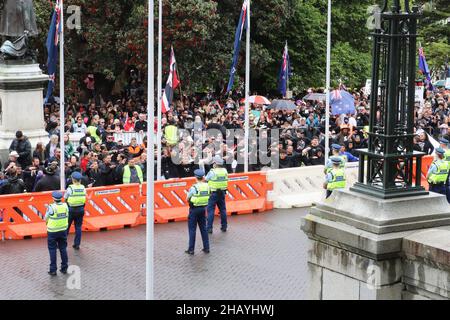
[
  {"left": 330, "top": 156, "right": 342, "bottom": 164},
  {"left": 71, "top": 172, "right": 83, "bottom": 180},
  {"left": 194, "top": 169, "right": 205, "bottom": 178},
  {"left": 52, "top": 191, "right": 63, "bottom": 201}
]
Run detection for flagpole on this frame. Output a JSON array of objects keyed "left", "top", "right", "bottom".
[
  {"left": 325, "top": 0, "right": 331, "bottom": 166},
  {"left": 286, "top": 41, "right": 289, "bottom": 98},
  {"left": 59, "top": 0, "right": 65, "bottom": 190},
  {"left": 146, "top": 0, "right": 155, "bottom": 301},
  {"left": 244, "top": 0, "right": 250, "bottom": 173},
  {"left": 156, "top": 0, "right": 162, "bottom": 181}
]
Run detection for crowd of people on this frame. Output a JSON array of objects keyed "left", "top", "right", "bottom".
[{"left": 0, "top": 71, "right": 449, "bottom": 196}]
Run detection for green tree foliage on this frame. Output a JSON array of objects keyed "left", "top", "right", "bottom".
[
  {"left": 419, "top": 0, "right": 450, "bottom": 78},
  {"left": 32, "top": 0, "right": 448, "bottom": 98}
]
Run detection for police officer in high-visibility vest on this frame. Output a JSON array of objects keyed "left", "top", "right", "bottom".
[
  {"left": 439, "top": 138, "right": 450, "bottom": 161},
  {"left": 206, "top": 155, "right": 228, "bottom": 233},
  {"left": 45, "top": 191, "right": 69, "bottom": 276},
  {"left": 64, "top": 172, "right": 87, "bottom": 250},
  {"left": 427, "top": 147, "right": 450, "bottom": 196},
  {"left": 185, "top": 169, "right": 211, "bottom": 255},
  {"left": 439, "top": 138, "right": 450, "bottom": 203},
  {"left": 324, "top": 156, "right": 346, "bottom": 198},
  {"left": 325, "top": 144, "right": 347, "bottom": 174}
]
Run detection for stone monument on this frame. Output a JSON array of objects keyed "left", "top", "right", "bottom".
[
  {"left": 302, "top": 0, "right": 450, "bottom": 300},
  {"left": 0, "top": 0, "right": 48, "bottom": 158}
]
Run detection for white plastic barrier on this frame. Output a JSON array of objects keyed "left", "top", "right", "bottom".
[
  {"left": 113, "top": 132, "right": 145, "bottom": 145},
  {"left": 266, "top": 163, "right": 359, "bottom": 208}
]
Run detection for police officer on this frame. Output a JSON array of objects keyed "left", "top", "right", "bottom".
[
  {"left": 324, "top": 156, "right": 346, "bottom": 198},
  {"left": 45, "top": 191, "right": 69, "bottom": 276},
  {"left": 427, "top": 147, "right": 450, "bottom": 196},
  {"left": 206, "top": 155, "right": 228, "bottom": 234},
  {"left": 65, "top": 172, "right": 87, "bottom": 250},
  {"left": 440, "top": 138, "right": 450, "bottom": 202},
  {"left": 325, "top": 144, "right": 347, "bottom": 173},
  {"left": 185, "top": 169, "right": 210, "bottom": 255},
  {"left": 439, "top": 138, "right": 450, "bottom": 160}
]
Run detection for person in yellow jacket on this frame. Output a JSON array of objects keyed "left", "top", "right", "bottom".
[
  {"left": 324, "top": 144, "right": 347, "bottom": 174},
  {"left": 324, "top": 156, "right": 346, "bottom": 198},
  {"left": 438, "top": 138, "right": 450, "bottom": 203},
  {"left": 439, "top": 138, "right": 450, "bottom": 161},
  {"left": 164, "top": 121, "right": 179, "bottom": 146},
  {"left": 87, "top": 115, "right": 102, "bottom": 143},
  {"left": 64, "top": 172, "right": 87, "bottom": 250},
  {"left": 427, "top": 147, "right": 450, "bottom": 196},
  {"left": 122, "top": 158, "right": 143, "bottom": 184},
  {"left": 45, "top": 191, "right": 69, "bottom": 276},
  {"left": 185, "top": 169, "right": 210, "bottom": 255},
  {"left": 206, "top": 155, "right": 228, "bottom": 233}
]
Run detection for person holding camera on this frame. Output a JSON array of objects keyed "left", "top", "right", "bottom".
[
  {"left": 34, "top": 164, "right": 60, "bottom": 192},
  {"left": 23, "top": 157, "right": 43, "bottom": 192}
]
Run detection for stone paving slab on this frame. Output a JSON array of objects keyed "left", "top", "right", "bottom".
[{"left": 0, "top": 208, "right": 309, "bottom": 300}]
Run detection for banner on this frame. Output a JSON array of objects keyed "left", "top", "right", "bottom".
[{"left": 415, "top": 86, "right": 424, "bottom": 106}]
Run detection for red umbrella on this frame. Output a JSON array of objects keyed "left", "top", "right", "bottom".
[{"left": 247, "top": 95, "right": 271, "bottom": 105}]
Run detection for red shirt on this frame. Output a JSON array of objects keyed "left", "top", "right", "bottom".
[{"left": 80, "top": 157, "right": 89, "bottom": 172}]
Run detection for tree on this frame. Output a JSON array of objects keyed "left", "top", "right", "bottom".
[
  {"left": 32, "top": 0, "right": 448, "bottom": 98},
  {"left": 419, "top": 0, "right": 450, "bottom": 79}
]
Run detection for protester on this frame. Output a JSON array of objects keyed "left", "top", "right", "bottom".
[
  {"left": 9, "top": 130, "right": 32, "bottom": 169},
  {"left": 2, "top": 72, "right": 448, "bottom": 197}
]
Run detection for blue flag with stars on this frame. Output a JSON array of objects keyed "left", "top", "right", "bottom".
[{"left": 329, "top": 89, "right": 356, "bottom": 115}]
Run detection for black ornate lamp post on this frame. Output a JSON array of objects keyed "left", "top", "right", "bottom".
[{"left": 351, "top": 0, "right": 429, "bottom": 199}]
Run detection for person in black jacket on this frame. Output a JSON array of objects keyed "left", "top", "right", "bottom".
[
  {"left": 33, "top": 165, "right": 60, "bottom": 192},
  {"left": 86, "top": 160, "right": 102, "bottom": 187},
  {"left": 9, "top": 131, "right": 32, "bottom": 169},
  {"left": 99, "top": 154, "right": 116, "bottom": 186},
  {"left": 0, "top": 164, "right": 26, "bottom": 195},
  {"left": 22, "top": 157, "right": 44, "bottom": 192}
]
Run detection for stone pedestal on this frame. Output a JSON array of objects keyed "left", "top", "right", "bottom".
[
  {"left": 0, "top": 62, "right": 49, "bottom": 161},
  {"left": 301, "top": 189, "right": 450, "bottom": 300}
]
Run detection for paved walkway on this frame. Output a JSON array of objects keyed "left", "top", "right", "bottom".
[{"left": 0, "top": 208, "right": 309, "bottom": 300}]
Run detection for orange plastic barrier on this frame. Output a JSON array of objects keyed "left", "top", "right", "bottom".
[
  {"left": 140, "top": 171, "right": 273, "bottom": 224},
  {"left": 0, "top": 171, "right": 273, "bottom": 239},
  {"left": 82, "top": 183, "right": 143, "bottom": 231},
  {"left": 0, "top": 191, "right": 52, "bottom": 239},
  {"left": 0, "top": 184, "right": 145, "bottom": 240}
]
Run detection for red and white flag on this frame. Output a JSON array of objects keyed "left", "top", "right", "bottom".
[{"left": 161, "top": 46, "right": 180, "bottom": 113}]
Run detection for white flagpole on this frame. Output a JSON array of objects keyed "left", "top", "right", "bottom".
[
  {"left": 325, "top": 0, "right": 331, "bottom": 166},
  {"left": 244, "top": 0, "right": 250, "bottom": 173},
  {"left": 286, "top": 41, "right": 289, "bottom": 98},
  {"left": 59, "top": 0, "right": 65, "bottom": 190},
  {"left": 156, "top": 0, "right": 163, "bottom": 180},
  {"left": 146, "top": 0, "right": 155, "bottom": 301}
]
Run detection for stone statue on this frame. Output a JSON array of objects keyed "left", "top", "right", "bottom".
[{"left": 0, "top": 0, "right": 39, "bottom": 60}]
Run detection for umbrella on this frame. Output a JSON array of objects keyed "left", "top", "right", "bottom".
[
  {"left": 247, "top": 95, "right": 271, "bottom": 105},
  {"left": 302, "top": 93, "right": 326, "bottom": 101},
  {"left": 329, "top": 90, "right": 356, "bottom": 115},
  {"left": 433, "top": 79, "right": 446, "bottom": 88},
  {"left": 268, "top": 99, "right": 297, "bottom": 110}
]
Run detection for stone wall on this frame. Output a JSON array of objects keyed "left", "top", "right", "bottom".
[
  {"left": 402, "top": 228, "right": 450, "bottom": 300},
  {"left": 304, "top": 226, "right": 450, "bottom": 300},
  {"left": 302, "top": 190, "right": 450, "bottom": 300}
]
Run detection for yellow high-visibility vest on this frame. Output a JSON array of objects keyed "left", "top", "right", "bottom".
[
  {"left": 190, "top": 182, "right": 210, "bottom": 207},
  {"left": 67, "top": 184, "right": 87, "bottom": 207},
  {"left": 47, "top": 203, "right": 69, "bottom": 233}
]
